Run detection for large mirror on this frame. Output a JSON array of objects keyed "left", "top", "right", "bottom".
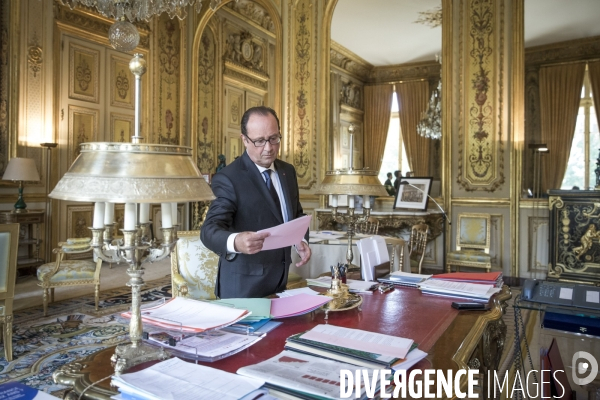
[{"left": 329, "top": 0, "right": 442, "bottom": 199}]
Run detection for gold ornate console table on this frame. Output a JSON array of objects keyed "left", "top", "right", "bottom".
[
  {"left": 548, "top": 189, "right": 600, "bottom": 285},
  {"left": 315, "top": 208, "right": 445, "bottom": 240}
]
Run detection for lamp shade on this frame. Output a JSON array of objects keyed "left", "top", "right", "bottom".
[
  {"left": 49, "top": 142, "right": 215, "bottom": 203},
  {"left": 2, "top": 158, "right": 40, "bottom": 182},
  {"left": 314, "top": 169, "right": 388, "bottom": 197}
]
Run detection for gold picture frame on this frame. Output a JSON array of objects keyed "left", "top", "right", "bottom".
[{"left": 69, "top": 43, "right": 100, "bottom": 103}]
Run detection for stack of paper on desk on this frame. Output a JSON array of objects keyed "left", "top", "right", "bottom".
[
  {"left": 270, "top": 293, "right": 331, "bottom": 318},
  {"left": 121, "top": 297, "right": 250, "bottom": 332},
  {"left": 418, "top": 279, "right": 500, "bottom": 301},
  {"left": 378, "top": 271, "right": 432, "bottom": 288},
  {"left": 305, "top": 276, "right": 377, "bottom": 293},
  {"left": 112, "top": 357, "right": 266, "bottom": 400},
  {"left": 284, "top": 324, "right": 426, "bottom": 370}
]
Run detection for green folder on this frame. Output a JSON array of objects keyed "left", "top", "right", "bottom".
[{"left": 212, "top": 298, "right": 272, "bottom": 320}]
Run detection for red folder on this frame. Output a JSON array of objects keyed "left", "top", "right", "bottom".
[{"left": 432, "top": 272, "right": 502, "bottom": 282}]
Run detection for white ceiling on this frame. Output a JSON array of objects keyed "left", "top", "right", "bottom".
[{"left": 331, "top": 0, "right": 600, "bottom": 67}]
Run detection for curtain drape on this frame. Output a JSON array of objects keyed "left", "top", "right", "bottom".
[
  {"left": 588, "top": 61, "right": 600, "bottom": 132},
  {"left": 395, "top": 80, "right": 430, "bottom": 176},
  {"left": 363, "top": 84, "right": 393, "bottom": 172},
  {"left": 539, "top": 62, "right": 586, "bottom": 193}
]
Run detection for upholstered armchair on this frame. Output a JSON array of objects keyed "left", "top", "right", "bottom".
[
  {"left": 37, "top": 238, "right": 103, "bottom": 316},
  {"left": 0, "top": 223, "right": 19, "bottom": 361},
  {"left": 446, "top": 213, "right": 492, "bottom": 273},
  {"left": 171, "top": 231, "right": 219, "bottom": 300},
  {"left": 409, "top": 223, "right": 429, "bottom": 274}
]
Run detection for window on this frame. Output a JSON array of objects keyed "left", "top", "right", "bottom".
[
  {"left": 378, "top": 92, "right": 410, "bottom": 185},
  {"left": 561, "top": 69, "right": 599, "bottom": 190}
]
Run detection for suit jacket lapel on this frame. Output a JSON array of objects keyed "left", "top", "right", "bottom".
[
  {"left": 242, "top": 152, "right": 284, "bottom": 223},
  {"left": 274, "top": 160, "right": 293, "bottom": 222}
]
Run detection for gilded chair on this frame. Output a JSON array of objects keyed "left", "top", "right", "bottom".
[
  {"left": 37, "top": 238, "right": 103, "bottom": 316},
  {"left": 0, "top": 223, "right": 19, "bottom": 361},
  {"left": 356, "top": 217, "right": 379, "bottom": 235},
  {"left": 171, "top": 231, "right": 306, "bottom": 298},
  {"left": 446, "top": 213, "right": 492, "bottom": 273},
  {"left": 409, "top": 223, "right": 429, "bottom": 274},
  {"left": 171, "top": 231, "right": 219, "bottom": 299},
  {"left": 384, "top": 237, "right": 405, "bottom": 272}
]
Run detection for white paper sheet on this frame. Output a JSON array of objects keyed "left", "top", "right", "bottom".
[
  {"left": 258, "top": 215, "right": 311, "bottom": 251},
  {"left": 586, "top": 290, "right": 600, "bottom": 304},
  {"left": 112, "top": 357, "right": 264, "bottom": 400}
]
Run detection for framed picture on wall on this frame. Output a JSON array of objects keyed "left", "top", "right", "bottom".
[{"left": 394, "top": 177, "right": 433, "bottom": 210}]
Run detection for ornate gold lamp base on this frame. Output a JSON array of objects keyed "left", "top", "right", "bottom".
[
  {"left": 321, "top": 278, "right": 363, "bottom": 320},
  {"left": 111, "top": 342, "right": 169, "bottom": 375}
]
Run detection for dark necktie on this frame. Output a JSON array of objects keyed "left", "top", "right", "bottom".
[{"left": 263, "top": 169, "right": 283, "bottom": 218}]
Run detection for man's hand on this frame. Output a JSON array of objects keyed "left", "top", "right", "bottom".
[
  {"left": 295, "top": 241, "right": 312, "bottom": 267},
  {"left": 234, "top": 231, "right": 270, "bottom": 254}
]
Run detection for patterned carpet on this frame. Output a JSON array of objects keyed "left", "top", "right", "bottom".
[{"left": 0, "top": 277, "right": 172, "bottom": 397}]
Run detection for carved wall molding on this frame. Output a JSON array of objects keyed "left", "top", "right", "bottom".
[
  {"left": 368, "top": 61, "right": 440, "bottom": 84},
  {"left": 27, "top": 32, "right": 42, "bottom": 78},
  {"left": 225, "top": 0, "right": 275, "bottom": 33},
  {"left": 456, "top": 0, "right": 505, "bottom": 192},
  {"left": 340, "top": 79, "right": 362, "bottom": 110},
  {"left": 54, "top": 4, "right": 150, "bottom": 49},
  {"left": 196, "top": 29, "right": 216, "bottom": 175},
  {"left": 223, "top": 63, "right": 268, "bottom": 90},
  {"left": 330, "top": 41, "right": 371, "bottom": 81},
  {"left": 223, "top": 30, "right": 267, "bottom": 75},
  {"left": 525, "top": 35, "right": 600, "bottom": 66}
]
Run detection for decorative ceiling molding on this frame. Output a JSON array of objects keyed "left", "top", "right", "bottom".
[
  {"left": 525, "top": 35, "right": 600, "bottom": 66},
  {"left": 330, "top": 40, "right": 372, "bottom": 81},
  {"left": 368, "top": 61, "right": 440, "bottom": 84},
  {"left": 225, "top": 0, "right": 275, "bottom": 33}
]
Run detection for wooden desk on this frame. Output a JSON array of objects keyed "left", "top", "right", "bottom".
[{"left": 53, "top": 286, "right": 511, "bottom": 400}]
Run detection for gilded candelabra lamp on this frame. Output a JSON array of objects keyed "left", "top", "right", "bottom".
[
  {"left": 49, "top": 54, "right": 214, "bottom": 374},
  {"left": 315, "top": 125, "right": 388, "bottom": 315}
]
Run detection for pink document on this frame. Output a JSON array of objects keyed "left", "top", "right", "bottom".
[
  {"left": 270, "top": 293, "right": 331, "bottom": 318},
  {"left": 258, "top": 215, "right": 311, "bottom": 251}
]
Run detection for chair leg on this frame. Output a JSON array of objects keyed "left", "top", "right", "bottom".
[
  {"left": 4, "top": 316, "right": 12, "bottom": 362},
  {"left": 50, "top": 288, "right": 55, "bottom": 303},
  {"left": 446, "top": 264, "right": 452, "bottom": 273},
  {"left": 95, "top": 284, "right": 100, "bottom": 311},
  {"left": 43, "top": 288, "right": 49, "bottom": 316}
]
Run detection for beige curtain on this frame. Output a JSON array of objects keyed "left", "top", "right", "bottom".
[
  {"left": 588, "top": 61, "right": 600, "bottom": 130},
  {"left": 363, "top": 84, "right": 394, "bottom": 172},
  {"left": 539, "top": 63, "right": 586, "bottom": 193},
  {"left": 396, "top": 80, "right": 430, "bottom": 176}
]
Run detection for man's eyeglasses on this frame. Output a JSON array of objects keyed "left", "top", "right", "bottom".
[{"left": 244, "top": 134, "right": 282, "bottom": 147}]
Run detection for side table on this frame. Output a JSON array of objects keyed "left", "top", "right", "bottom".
[{"left": 0, "top": 210, "right": 45, "bottom": 274}]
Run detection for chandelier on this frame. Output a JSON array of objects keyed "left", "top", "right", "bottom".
[
  {"left": 416, "top": 78, "right": 442, "bottom": 140},
  {"left": 59, "top": 0, "right": 226, "bottom": 51}
]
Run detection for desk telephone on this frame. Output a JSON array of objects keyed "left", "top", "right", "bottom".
[{"left": 520, "top": 279, "right": 600, "bottom": 311}]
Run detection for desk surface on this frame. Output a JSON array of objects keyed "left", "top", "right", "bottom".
[{"left": 54, "top": 286, "right": 511, "bottom": 400}]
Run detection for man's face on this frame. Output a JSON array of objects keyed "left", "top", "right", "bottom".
[{"left": 242, "top": 113, "right": 280, "bottom": 168}]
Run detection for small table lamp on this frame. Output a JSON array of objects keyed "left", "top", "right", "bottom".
[{"left": 2, "top": 157, "right": 41, "bottom": 213}]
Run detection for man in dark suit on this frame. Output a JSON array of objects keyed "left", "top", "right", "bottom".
[{"left": 201, "top": 106, "right": 311, "bottom": 298}]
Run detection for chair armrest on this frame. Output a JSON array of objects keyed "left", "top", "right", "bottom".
[{"left": 171, "top": 271, "right": 189, "bottom": 297}]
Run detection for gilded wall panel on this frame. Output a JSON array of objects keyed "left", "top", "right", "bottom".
[
  {"left": 68, "top": 105, "right": 98, "bottom": 165},
  {"left": 457, "top": 0, "right": 505, "bottom": 192},
  {"left": 69, "top": 43, "right": 99, "bottom": 103},
  {"left": 289, "top": 0, "right": 315, "bottom": 188},
  {"left": 154, "top": 13, "right": 181, "bottom": 145},
  {"left": 196, "top": 29, "right": 216, "bottom": 175},
  {"left": 110, "top": 55, "right": 133, "bottom": 109},
  {"left": 110, "top": 113, "right": 134, "bottom": 143}
]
